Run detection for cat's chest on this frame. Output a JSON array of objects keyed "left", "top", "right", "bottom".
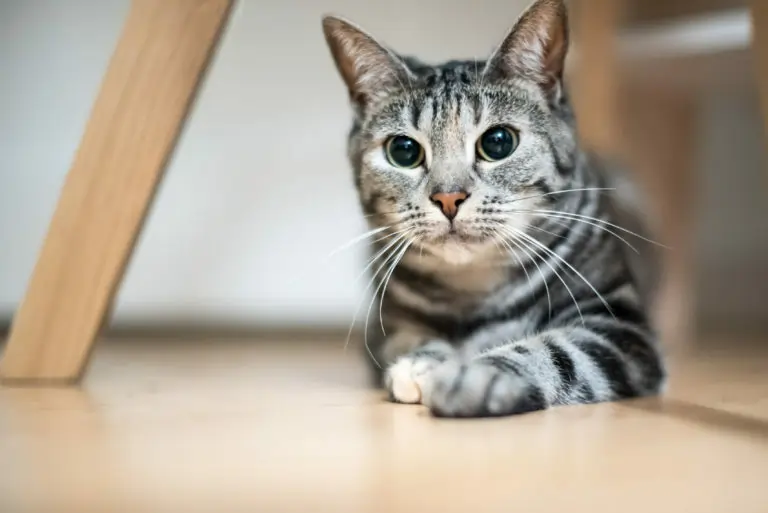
[{"left": 396, "top": 253, "right": 512, "bottom": 314}]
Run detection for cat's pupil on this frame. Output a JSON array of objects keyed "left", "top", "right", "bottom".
[
  {"left": 478, "top": 127, "right": 516, "bottom": 161},
  {"left": 386, "top": 136, "right": 422, "bottom": 168}
]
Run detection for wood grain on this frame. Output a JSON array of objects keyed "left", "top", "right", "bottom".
[
  {"left": 0, "top": 0, "right": 234, "bottom": 384},
  {"left": 2, "top": 335, "right": 768, "bottom": 511}
]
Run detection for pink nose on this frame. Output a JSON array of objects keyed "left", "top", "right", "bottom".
[{"left": 430, "top": 191, "right": 469, "bottom": 220}]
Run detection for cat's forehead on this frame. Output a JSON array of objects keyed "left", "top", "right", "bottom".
[
  {"left": 363, "top": 63, "right": 546, "bottom": 138},
  {"left": 400, "top": 57, "right": 486, "bottom": 88}
]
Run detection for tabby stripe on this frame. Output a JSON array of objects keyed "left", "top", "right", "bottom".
[
  {"left": 576, "top": 339, "right": 636, "bottom": 398},
  {"left": 484, "top": 355, "right": 524, "bottom": 376},
  {"left": 410, "top": 100, "right": 422, "bottom": 130},
  {"left": 546, "top": 341, "right": 577, "bottom": 394},
  {"left": 552, "top": 292, "right": 646, "bottom": 328},
  {"left": 513, "top": 384, "right": 548, "bottom": 414},
  {"left": 578, "top": 382, "right": 597, "bottom": 403},
  {"left": 582, "top": 319, "right": 664, "bottom": 393}
]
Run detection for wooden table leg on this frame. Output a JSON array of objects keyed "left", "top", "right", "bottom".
[
  {"left": 570, "top": 0, "right": 624, "bottom": 156},
  {"left": 0, "top": 0, "right": 234, "bottom": 385},
  {"left": 620, "top": 88, "right": 698, "bottom": 352}
]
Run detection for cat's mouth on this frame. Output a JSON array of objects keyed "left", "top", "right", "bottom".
[{"left": 430, "top": 226, "right": 489, "bottom": 245}]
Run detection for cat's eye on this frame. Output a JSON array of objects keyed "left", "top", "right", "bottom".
[
  {"left": 476, "top": 126, "right": 519, "bottom": 162},
  {"left": 385, "top": 135, "right": 424, "bottom": 169}
]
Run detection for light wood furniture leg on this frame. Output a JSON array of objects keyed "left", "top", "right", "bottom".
[
  {"left": 570, "top": 0, "right": 624, "bottom": 156},
  {"left": 0, "top": 0, "right": 234, "bottom": 385},
  {"left": 620, "top": 87, "right": 698, "bottom": 351},
  {"left": 751, "top": 0, "right": 768, "bottom": 152}
]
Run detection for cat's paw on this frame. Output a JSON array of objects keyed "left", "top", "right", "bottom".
[
  {"left": 422, "top": 360, "right": 532, "bottom": 417},
  {"left": 385, "top": 356, "right": 439, "bottom": 404}
]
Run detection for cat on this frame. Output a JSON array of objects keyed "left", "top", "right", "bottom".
[{"left": 322, "top": 0, "right": 665, "bottom": 417}]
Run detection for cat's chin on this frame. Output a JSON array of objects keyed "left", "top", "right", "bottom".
[{"left": 420, "top": 235, "right": 495, "bottom": 266}]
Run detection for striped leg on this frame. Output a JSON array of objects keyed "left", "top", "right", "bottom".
[
  {"left": 385, "top": 339, "right": 456, "bottom": 404},
  {"left": 423, "top": 325, "right": 664, "bottom": 418}
]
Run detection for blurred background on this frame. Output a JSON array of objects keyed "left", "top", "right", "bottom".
[{"left": 1, "top": 0, "right": 766, "bottom": 343}]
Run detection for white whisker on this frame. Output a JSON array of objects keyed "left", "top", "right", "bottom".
[
  {"left": 325, "top": 225, "right": 390, "bottom": 259},
  {"left": 521, "top": 209, "right": 669, "bottom": 248},
  {"left": 509, "top": 187, "right": 615, "bottom": 205},
  {"left": 363, "top": 237, "right": 413, "bottom": 367},
  {"left": 512, "top": 227, "right": 614, "bottom": 320},
  {"left": 528, "top": 212, "right": 640, "bottom": 254},
  {"left": 501, "top": 225, "right": 582, "bottom": 325},
  {"left": 344, "top": 234, "right": 411, "bottom": 362},
  {"left": 498, "top": 227, "right": 553, "bottom": 319},
  {"left": 377, "top": 234, "right": 414, "bottom": 335}
]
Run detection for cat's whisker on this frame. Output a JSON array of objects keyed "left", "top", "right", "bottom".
[
  {"left": 491, "top": 229, "right": 532, "bottom": 290},
  {"left": 377, "top": 233, "right": 415, "bottom": 336},
  {"left": 516, "top": 208, "right": 669, "bottom": 248},
  {"left": 509, "top": 187, "right": 615, "bottom": 205},
  {"left": 354, "top": 230, "right": 411, "bottom": 283},
  {"left": 525, "top": 212, "right": 640, "bottom": 254},
  {"left": 511, "top": 227, "right": 615, "bottom": 320},
  {"left": 526, "top": 223, "right": 567, "bottom": 240},
  {"left": 344, "top": 233, "right": 410, "bottom": 358},
  {"left": 360, "top": 210, "right": 406, "bottom": 219},
  {"left": 493, "top": 227, "right": 552, "bottom": 318},
  {"left": 362, "top": 237, "right": 413, "bottom": 367},
  {"left": 498, "top": 227, "right": 553, "bottom": 319},
  {"left": 326, "top": 225, "right": 391, "bottom": 259},
  {"left": 499, "top": 224, "right": 582, "bottom": 325}
]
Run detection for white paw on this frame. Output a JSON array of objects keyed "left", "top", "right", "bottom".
[{"left": 386, "top": 357, "right": 438, "bottom": 404}]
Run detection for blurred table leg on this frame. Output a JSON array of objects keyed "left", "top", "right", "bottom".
[
  {"left": 0, "top": 0, "right": 234, "bottom": 385},
  {"left": 621, "top": 88, "right": 698, "bottom": 352},
  {"left": 570, "top": 0, "right": 624, "bottom": 156}
]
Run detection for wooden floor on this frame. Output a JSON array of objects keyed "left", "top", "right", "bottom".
[{"left": 1, "top": 335, "right": 767, "bottom": 513}]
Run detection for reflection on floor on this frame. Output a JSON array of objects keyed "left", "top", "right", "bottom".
[{"left": 1, "top": 335, "right": 767, "bottom": 513}]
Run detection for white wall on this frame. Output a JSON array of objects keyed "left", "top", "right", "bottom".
[{"left": 0, "top": 0, "right": 529, "bottom": 328}]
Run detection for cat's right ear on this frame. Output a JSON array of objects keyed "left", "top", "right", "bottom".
[{"left": 322, "top": 16, "right": 412, "bottom": 109}]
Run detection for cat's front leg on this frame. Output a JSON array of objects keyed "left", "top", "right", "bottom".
[
  {"left": 383, "top": 335, "right": 456, "bottom": 404},
  {"left": 422, "top": 325, "right": 665, "bottom": 417}
]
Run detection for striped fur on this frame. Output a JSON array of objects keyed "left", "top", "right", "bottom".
[{"left": 323, "top": 0, "right": 665, "bottom": 417}]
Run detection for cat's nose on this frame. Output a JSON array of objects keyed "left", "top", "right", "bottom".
[{"left": 430, "top": 191, "right": 469, "bottom": 220}]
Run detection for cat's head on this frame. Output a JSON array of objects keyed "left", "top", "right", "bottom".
[{"left": 323, "top": 0, "right": 579, "bottom": 265}]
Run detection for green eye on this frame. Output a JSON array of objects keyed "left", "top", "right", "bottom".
[
  {"left": 476, "top": 126, "right": 519, "bottom": 162},
  {"left": 385, "top": 135, "right": 424, "bottom": 169}
]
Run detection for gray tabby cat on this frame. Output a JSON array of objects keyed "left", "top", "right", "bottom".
[{"left": 322, "top": 0, "right": 665, "bottom": 417}]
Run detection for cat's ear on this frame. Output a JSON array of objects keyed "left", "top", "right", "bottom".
[
  {"left": 483, "top": 0, "right": 569, "bottom": 93},
  {"left": 322, "top": 16, "right": 412, "bottom": 109}
]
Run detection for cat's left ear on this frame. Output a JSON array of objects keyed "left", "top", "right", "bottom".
[
  {"left": 483, "top": 0, "right": 569, "bottom": 95},
  {"left": 322, "top": 16, "right": 413, "bottom": 110}
]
